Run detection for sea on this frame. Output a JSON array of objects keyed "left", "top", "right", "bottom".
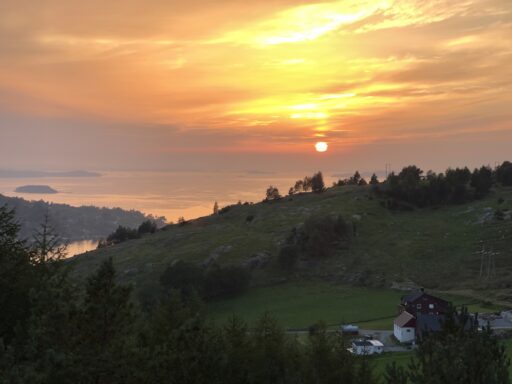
[{"left": 0, "top": 170, "right": 341, "bottom": 256}]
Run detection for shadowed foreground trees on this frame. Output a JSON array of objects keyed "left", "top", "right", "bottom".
[
  {"left": 384, "top": 307, "right": 510, "bottom": 384},
  {"left": 1, "top": 205, "right": 510, "bottom": 384}
]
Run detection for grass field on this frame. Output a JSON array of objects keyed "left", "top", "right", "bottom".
[
  {"left": 207, "top": 282, "right": 403, "bottom": 329},
  {"left": 207, "top": 281, "right": 505, "bottom": 330}
]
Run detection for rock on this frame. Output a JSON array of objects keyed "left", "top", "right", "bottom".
[
  {"left": 202, "top": 245, "right": 233, "bottom": 267},
  {"left": 243, "top": 251, "right": 271, "bottom": 270},
  {"left": 390, "top": 280, "right": 420, "bottom": 291},
  {"left": 123, "top": 268, "right": 138, "bottom": 276}
]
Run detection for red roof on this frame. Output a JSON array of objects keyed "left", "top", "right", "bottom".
[{"left": 395, "top": 311, "right": 416, "bottom": 328}]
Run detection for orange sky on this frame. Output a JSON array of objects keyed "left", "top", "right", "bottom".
[{"left": 0, "top": 0, "right": 511, "bottom": 172}]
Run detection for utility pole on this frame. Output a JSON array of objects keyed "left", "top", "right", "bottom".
[{"left": 385, "top": 163, "right": 391, "bottom": 178}]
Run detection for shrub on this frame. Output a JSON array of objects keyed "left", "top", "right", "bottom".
[{"left": 278, "top": 245, "right": 299, "bottom": 271}]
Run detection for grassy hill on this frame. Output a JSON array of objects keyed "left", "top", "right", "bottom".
[{"left": 69, "top": 184, "right": 512, "bottom": 308}]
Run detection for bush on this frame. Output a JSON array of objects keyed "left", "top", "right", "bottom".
[
  {"left": 278, "top": 245, "right": 299, "bottom": 271},
  {"left": 203, "top": 265, "right": 250, "bottom": 299},
  {"left": 281, "top": 214, "right": 353, "bottom": 260},
  {"left": 106, "top": 225, "right": 140, "bottom": 244},
  {"left": 160, "top": 261, "right": 250, "bottom": 300}
]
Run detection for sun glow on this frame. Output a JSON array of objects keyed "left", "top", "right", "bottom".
[{"left": 315, "top": 142, "right": 328, "bottom": 152}]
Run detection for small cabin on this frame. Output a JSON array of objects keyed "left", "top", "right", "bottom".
[
  {"left": 394, "top": 311, "right": 416, "bottom": 343},
  {"left": 348, "top": 339, "right": 384, "bottom": 355}
]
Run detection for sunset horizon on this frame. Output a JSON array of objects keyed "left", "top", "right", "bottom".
[{"left": 1, "top": 0, "right": 511, "bottom": 174}]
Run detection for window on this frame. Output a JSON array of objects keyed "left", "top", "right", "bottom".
[
  {"left": 406, "top": 329, "right": 411, "bottom": 332},
  {"left": 416, "top": 304, "right": 422, "bottom": 309},
  {"left": 429, "top": 304, "right": 434, "bottom": 309}
]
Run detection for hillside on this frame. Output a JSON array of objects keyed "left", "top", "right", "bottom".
[
  {"left": 0, "top": 194, "right": 166, "bottom": 242},
  {"left": 69, "top": 184, "right": 512, "bottom": 304}
]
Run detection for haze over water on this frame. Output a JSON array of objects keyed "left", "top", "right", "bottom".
[{"left": 0, "top": 170, "right": 340, "bottom": 223}]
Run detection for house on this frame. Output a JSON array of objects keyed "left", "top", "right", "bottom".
[
  {"left": 348, "top": 339, "right": 384, "bottom": 355},
  {"left": 398, "top": 289, "right": 449, "bottom": 316},
  {"left": 394, "top": 311, "right": 416, "bottom": 343},
  {"left": 393, "top": 290, "right": 449, "bottom": 343}
]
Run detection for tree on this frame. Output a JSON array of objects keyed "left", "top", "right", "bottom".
[
  {"left": 213, "top": 201, "right": 219, "bottom": 215},
  {"left": 303, "top": 176, "right": 313, "bottom": 192},
  {"left": 265, "top": 185, "right": 281, "bottom": 201},
  {"left": 369, "top": 174, "right": 379, "bottom": 185},
  {"left": 496, "top": 161, "right": 512, "bottom": 186},
  {"left": 160, "top": 261, "right": 204, "bottom": 297},
  {"left": 292, "top": 215, "right": 353, "bottom": 259},
  {"left": 30, "top": 213, "right": 68, "bottom": 266},
  {"left": 311, "top": 171, "right": 325, "bottom": 193},
  {"left": 0, "top": 205, "right": 33, "bottom": 345},
  {"left": 278, "top": 244, "right": 299, "bottom": 271},
  {"left": 106, "top": 225, "right": 139, "bottom": 244},
  {"left": 203, "top": 265, "right": 251, "bottom": 299},
  {"left": 471, "top": 166, "right": 493, "bottom": 198},
  {"left": 74, "top": 258, "right": 135, "bottom": 384},
  {"left": 385, "top": 306, "right": 510, "bottom": 384},
  {"left": 350, "top": 171, "right": 362, "bottom": 185},
  {"left": 293, "top": 180, "right": 304, "bottom": 193},
  {"left": 221, "top": 316, "right": 252, "bottom": 384},
  {"left": 138, "top": 219, "right": 157, "bottom": 235}
]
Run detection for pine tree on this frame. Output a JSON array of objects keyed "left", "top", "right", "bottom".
[
  {"left": 74, "top": 258, "right": 135, "bottom": 384},
  {"left": 0, "top": 205, "right": 33, "bottom": 345}
]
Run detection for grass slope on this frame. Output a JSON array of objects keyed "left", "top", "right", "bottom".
[{"left": 69, "top": 185, "right": 512, "bottom": 303}]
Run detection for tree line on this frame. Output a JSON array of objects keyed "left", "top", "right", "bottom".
[
  {"left": 261, "top": 161, "right": 512, "bottom": 209},
  {"left": 375, "top": 163, "right": 506, "bottom": 209},
  {"left": 97, "top": 220, "right": 159, "bottom": 247}
]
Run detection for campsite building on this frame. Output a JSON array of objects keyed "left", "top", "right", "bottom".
[{"left": 348, "top": 339, "right": 384, "bottom": 355}]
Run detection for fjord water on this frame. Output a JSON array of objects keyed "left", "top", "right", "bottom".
[{"left": 0, "top": 170, "right": 338, "bottom": 250}]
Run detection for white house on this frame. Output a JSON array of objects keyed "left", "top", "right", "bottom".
[
  {"left": 394, "top": 311, "right": 416, "bottom": 343},
  {"left": 348, "top": 339, "right": 384, "bottom": 355}
]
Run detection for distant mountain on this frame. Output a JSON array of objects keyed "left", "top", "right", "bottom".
[
  {"left": 0, "top": 194, "right": 166, "bottom": 242},
  {"left": 0, "top": 169, "right": 101, "bottom": 178},
  {"left": 15, "top": 185, "right": 58, "bottom": 194}
]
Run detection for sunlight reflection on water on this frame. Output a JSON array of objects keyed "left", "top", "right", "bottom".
[{"left": 66, "top": 240, "right": 98, "bottom": 257}]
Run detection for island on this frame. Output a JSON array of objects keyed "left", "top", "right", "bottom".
[{"left": 15, "top": 185, "right": 58, "bottom": 194}]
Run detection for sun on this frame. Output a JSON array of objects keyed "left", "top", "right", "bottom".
[{"left": 315, "top": 141, "right": 328, "bottom": 152}]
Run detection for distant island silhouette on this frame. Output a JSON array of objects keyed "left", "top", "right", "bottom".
[{"left": 15, "top": 185, "right": 58, "bottom": 194}]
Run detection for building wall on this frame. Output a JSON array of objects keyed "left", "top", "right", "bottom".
[
  {"left": 403, "top": 295, "right": 448, "bottom": 315},
  {"left": 352, "top": 345, "right": 383, "bottom": 355},
  {"left": 394, "top": 324, "right": 415, "bottom": 343}
]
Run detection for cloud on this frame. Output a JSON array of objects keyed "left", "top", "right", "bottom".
[{"left": 0, "top": 0, "right": 511, "bottom": 171}]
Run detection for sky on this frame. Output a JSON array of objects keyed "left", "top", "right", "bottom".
[{"left": 0, "top": 0, "right": 511, "bottom": 174}]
